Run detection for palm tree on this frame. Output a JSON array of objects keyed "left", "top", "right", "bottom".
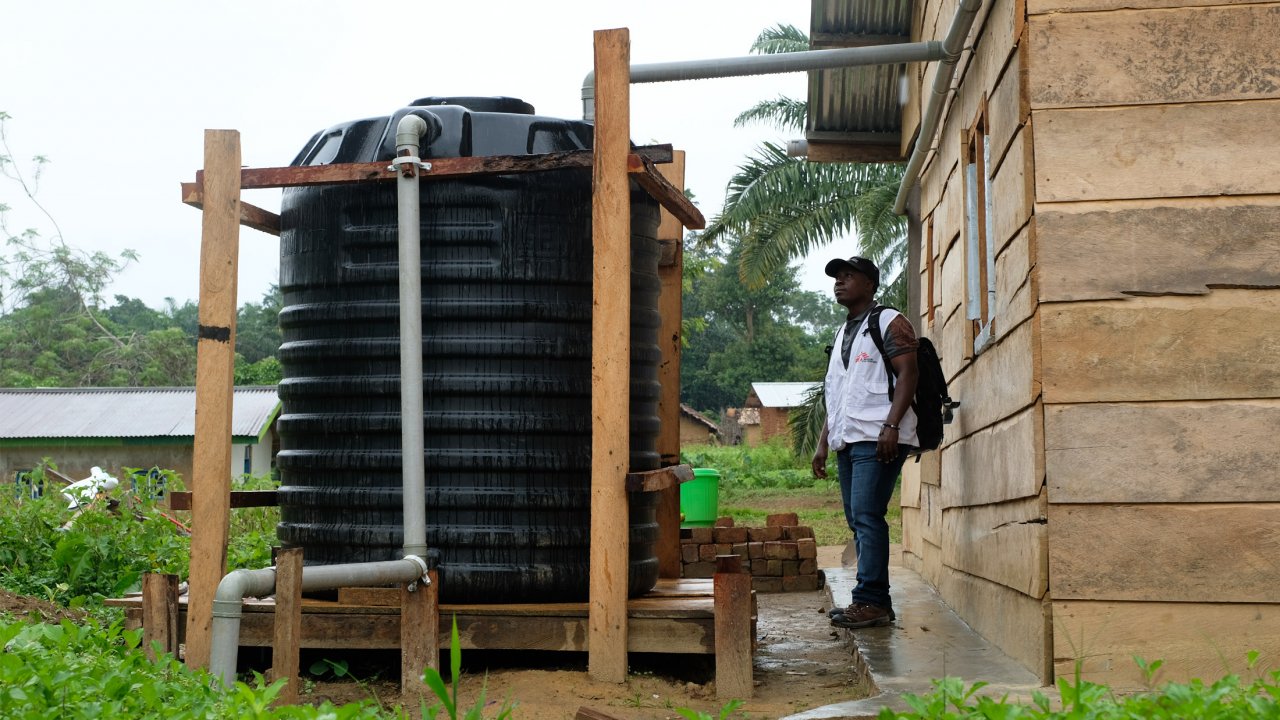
[
  {"left": 701, "top": 24, "right": 912, "bottom": 455},
  {"left": 701, "top": 24, "right": 908, "bottom": 311}
]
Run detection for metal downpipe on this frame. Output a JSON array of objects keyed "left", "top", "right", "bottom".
[
  {"left": 581, "top": 41, "right": 945, "bottom": 121},
  {"left": 893, "top": 0, "right": 986, "bottom": 214}
]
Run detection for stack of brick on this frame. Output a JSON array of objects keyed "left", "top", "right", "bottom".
[{"left": 679, "top": 512, "right": 821, "bottom": 592}]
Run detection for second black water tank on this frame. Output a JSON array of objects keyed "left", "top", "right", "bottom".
[{"left": 274, "top": 97, "right": 663, "bottom": 603}]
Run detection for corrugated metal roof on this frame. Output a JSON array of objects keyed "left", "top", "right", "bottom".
[
  {"left": 807, "top": 0, "right": 914, "bottom": 151},
  {"left": 750, "top": 382, "right": 821, "bottom": 408},
  {"left": 0, "top": 387, "right": 280, "bottom": 440}
]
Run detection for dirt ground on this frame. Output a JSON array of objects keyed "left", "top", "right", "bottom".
[
  {"left": 1, "top": 547, "right": 866, "bottom": 719},
  {"left": 304, "top": 578, "right": 866, "bottom": 719}
]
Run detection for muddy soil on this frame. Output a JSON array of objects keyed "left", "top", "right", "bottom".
[
  {"left": 307, "top": 583, "right": 866, "bottom": 719},
  {"left": 0, "top": 588, "right": 87, "bottom": 624}
]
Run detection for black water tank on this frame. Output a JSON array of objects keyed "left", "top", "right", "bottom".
[{"left": 275, "top": 97, "right": 662, "bottom": 603}]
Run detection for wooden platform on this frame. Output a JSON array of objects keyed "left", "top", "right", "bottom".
[{"left": 108, "top": 578, "right": 755, "bottom": 655}]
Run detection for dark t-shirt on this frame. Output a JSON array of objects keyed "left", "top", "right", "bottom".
[{"left": 840, "top": 307, "right": 920, "bottom": 369}]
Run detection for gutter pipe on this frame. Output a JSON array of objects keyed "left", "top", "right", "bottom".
[
  {"left": 893, "top": 0, "right": 985, "bottom": 214},
  {"left": 208, "top": 112, "right": 442, "bottom": 687},
  {"left": 581, "top": 41, "right": 945, "bottom": 121}
]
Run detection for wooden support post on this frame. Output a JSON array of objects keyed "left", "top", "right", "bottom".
[
  {"left": 270, "top": 547, "right": 304, "bottom": 705},
  {"left": 655, "top": 150, "right": 687, "bottom": 579},
  {"left": 141, "top": 573, "right": 179, "bottom": 662},
  {"left": 401, "top": 569, "right": 440, "bottom": 704},
  {"left": 185, "top": 129, "right": 242, "bottom": 670},
  {"left": 714, "top": 555, "right": 754, "bottom": 700},
  {"left": 589, "top": 26, "right": 632, "bottom": 685}
]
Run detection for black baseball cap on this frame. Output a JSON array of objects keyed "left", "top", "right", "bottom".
[{"left": 824, "top": 256, "right": 880, "bottom": 288}]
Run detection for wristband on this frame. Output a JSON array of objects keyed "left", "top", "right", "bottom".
[{"left": 882, "top": 423, "right": 899, "bottom": 430}]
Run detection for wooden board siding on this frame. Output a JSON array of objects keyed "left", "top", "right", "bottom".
[
  {"left": 989, "top": 127, "right": 1034, "bottom": 257},
  {"left": 993, "top": 222, "right": 1034, "bottom": 341},
  {"left": 1030, "top": 0, "right": 1268, "bottom": 13},
  {"left": 1052, "top": 601, "right": 1280, "bottom": 686},
  {"left": 1049, "top": 503, "right": 1280, "bottom": 602},
  {"left": 921, "top": 482, "right": 944, "bottom": 548},
  {"left": 1034, "top": 100, "right": 1280, "bottom": 203},
  {"left": 938, "top": 566, "right": 1052, "bottom": 681},
  {"left": 1035, "top": 196, "right": 1280, "bottom": 302},
  {"left": 1040, "top": 291, "right": 1280, "bottom": 404},
  {"left": 942, "top": 402, "right": 1044, "bottom": 508},
  {"left": 1028, "top": 4, "right": 1280, "bottom": 109},
  {"left": 945, "top": 316, "right": 1040, "bottom": 442},
  {"left": 987, "top": 41, "right": 1030, "bottom": 176},
  {"left": 942, "top": 491, "right": 1048, "bottom": 597},
  {"left": 1045, "top": 401, "right": 1280, "bottom": 504}
]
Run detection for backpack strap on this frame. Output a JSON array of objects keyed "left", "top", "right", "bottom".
[{"left": 866, "top": 305, "right": 896, "bottom": 401}]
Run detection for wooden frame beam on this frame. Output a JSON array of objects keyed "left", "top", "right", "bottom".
[
  {"left": 625, "top": 464, "right": 693, "bottom": 494},
  {"left": 589, "top": 26, "right": 632, "bottom": 685},
  {"left": 184, "top": 129, "right": 242, "bottom": 670},
  {"left": 181, "top": 183, "right": 280, "bottom": 236},
  {"left": 626, "top": 154, "right": 705, "bottom": 230},
  {"left": 167, "top": 489, "right": 278, "bottom": 512}
]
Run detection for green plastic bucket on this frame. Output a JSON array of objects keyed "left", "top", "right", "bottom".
[{"left": 681, "top": 467, "right": 721, "bottom": 528}]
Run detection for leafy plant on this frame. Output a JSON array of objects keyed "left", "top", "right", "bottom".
[
  {"left": 675, "top": 699, "right": 745, "bottom": 720},
  {"left": 878, "top": 655, "right": 1280, "bottom": 719},
  {"left": 418, "top": 616, "right": 515, "bottom": 720}
]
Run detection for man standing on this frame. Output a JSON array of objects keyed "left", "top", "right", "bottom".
[{"left": 812, "top": 256, "right": 919, "bottom": 628}]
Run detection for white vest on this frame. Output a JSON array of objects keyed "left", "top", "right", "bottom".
[{"left": 824, "top": 309, "right": 918, "bottom": 451}]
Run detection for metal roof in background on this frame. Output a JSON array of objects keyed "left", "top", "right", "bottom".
[
  {"left": 808, "top": 0, "right": 914, "bottom": 153},
  {"left": 0, "top": 387, "right": 281, "bottom": 440},
  {"left": 750, "top": 382, "right": 821, "bottom": 408}
]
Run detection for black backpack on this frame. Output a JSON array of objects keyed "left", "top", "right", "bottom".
[{"left": 867, "top": 305, "right": 958, "bottom": 453}]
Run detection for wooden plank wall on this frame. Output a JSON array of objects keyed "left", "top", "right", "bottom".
[
  {"left": 1026, "top": 0, "right": 1280, "bottom": 687},
  {"left": 903, "top": 0, "right": 1051, "bottom": 682}
]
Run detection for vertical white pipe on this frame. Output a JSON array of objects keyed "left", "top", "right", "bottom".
[{"left": 395, "top": 114, "right": 431, "bottom": 559}]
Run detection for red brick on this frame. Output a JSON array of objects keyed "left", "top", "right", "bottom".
[
  {"left": 797, "top": 538, "right": 818, "bottom": 559},
  {"left": 748, "top": 526, "right": 783, "bottom": 542},
  {"left": 715, "top": 543, "right": 732, "bottom": 556},
  {"left": 751, "top": 559, "right": 769, "bottom": 576},
  {"left": 783, "top": 574, "right": 820, "bottom": 592},
  {"left": 782, "top": 542, "right": 799, "bottom": 560},
  {"left": 683, "top": 561, "right": 715, "bottom": 579},
  {"left": 763, "top": 542, "right": 786, "bottom": 560},
  {"left": 781, "top": 560, "right": 799, "bottom": 576},
  {"left": 752, "top": 577, "right": 784, "bottom": 593},
  {"left": 698, "top": 544, "right": 718, "bottom": 562},
  {"left": 731, "top": 542, "right": 749, "bottom": 560},
  {"left": 799, "top": 558, "right": 817, "bottom": 575},
  {"left": 766, "top": 559, "right": 783, "bottom": 576},
  {"left": 714, "top": 516, "right": 735, "bottom": 527},
  {"left": 747, "top": 541, "right": 764, "bottom": 559},
  {"left": 714, "top": 526, "right": 749, "bottom": 544},
  {"left": 681, "top": 543, "right": 700, "bottom": 563},
  {"left": 783, "top": 525, "right": 815, "bottom": 540},
  {"left": 766, "top": 512, "right": 799, "bottom": 527},
  {"left": 690, "top": 527, "right": 713, "bottom": 544}
]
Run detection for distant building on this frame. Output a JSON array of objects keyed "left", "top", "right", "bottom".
[
  {"left": 739, "top": 382, "right": 819, "bottom": 446},
  {"left": 679, "top": 403, "right": 720, "bottom": 446},
  {"left": 0, "top": 387, "right": 280, "bottom": 487}
]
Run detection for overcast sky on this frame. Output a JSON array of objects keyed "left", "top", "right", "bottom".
[{"left": 3, "top": 1, "right": 843, "bottom": 311}]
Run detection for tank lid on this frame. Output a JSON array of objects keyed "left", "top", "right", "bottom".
[{"left": 409, "top": 96, "right": 535, "bottom": 115}]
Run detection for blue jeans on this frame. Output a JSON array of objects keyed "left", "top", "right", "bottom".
[{"left": 837, "top": 441, "right": 907, "bottom": 609}]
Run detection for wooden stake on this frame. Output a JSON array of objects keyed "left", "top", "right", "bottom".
[
  {"left": 401, "top": 569, "right": 440, "bottom": 704},
  {"left": 184, "top": 129, "right": 242, "bottom": 670},
  {"left": 589, "top": 26, "right": 632, "bottom": 685},
  {"left": 141, "top": 573, "right": 179, "bottom": 662},
  {"left": 270, "top": 548, "right": 304, "bottom": 705},
  {"left": 714, "top": 555, "right": 754, "bottom": 699},
  {"left": 655, "top": 151, "right": 686, "bottom": 579}
]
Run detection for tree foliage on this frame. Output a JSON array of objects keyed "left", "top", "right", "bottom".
[{"left": 0, "top": 111, "right": 283, "bottom": 388}]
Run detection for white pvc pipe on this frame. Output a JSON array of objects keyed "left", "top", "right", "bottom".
[
  {"left": 581, "top": 41, "right": 945, "bottom": 121},
  {"left": 209, "top": 557, "right": 430, "bottom": 686},
  {"left": 893, "top": 0, "right": 985, "bottom": 214},
  {"left": 207, "top": 112, "right": 443, "bottom": 687},
  {"left": 395, "top": 113, "right": 431, "bottom": 559}
]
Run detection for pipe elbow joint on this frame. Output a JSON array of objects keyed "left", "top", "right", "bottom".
[{"left": 396, "top": 112, "right": 442, "bottom": 155}]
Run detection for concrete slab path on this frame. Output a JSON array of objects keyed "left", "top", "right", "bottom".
[{"left": 783, "top": 545, "right": 1050, "bottom": 719}]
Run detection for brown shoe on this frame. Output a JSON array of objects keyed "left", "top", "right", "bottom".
[
  {"left": 830, "top": 602, "right": 892, "bottom": 628},
  {"left": 829, "top": 603, "right": 896, "bottom": 622}
]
